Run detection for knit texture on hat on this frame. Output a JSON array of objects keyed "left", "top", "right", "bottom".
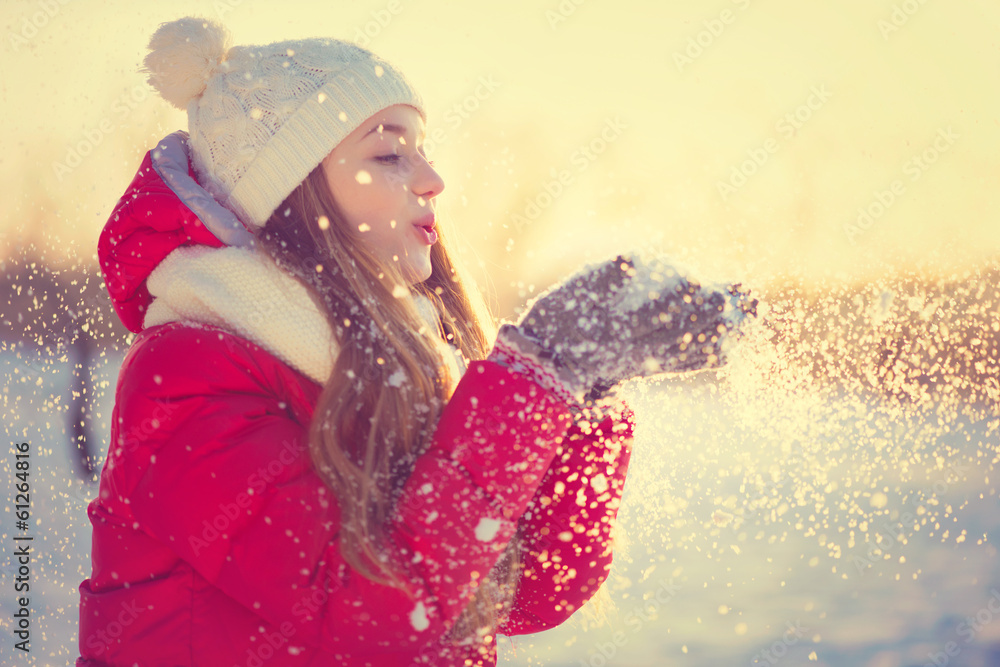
[
  {"left": 142, "top": 244, "right": 464, "bottom": 389},
  {"left": 141, "top": 17, "right": 425, "bottom": 229}
]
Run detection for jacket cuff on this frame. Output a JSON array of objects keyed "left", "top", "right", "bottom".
[
  {"left": 487, "top": 325, "right": 630, "bottom": 424},
  {"left": 487, "top": 324, "right": 585, "bottom": 407}
]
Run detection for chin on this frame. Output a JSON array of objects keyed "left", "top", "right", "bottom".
[{"left": 405, "top": 261, "right": 434, "bottom": 285}]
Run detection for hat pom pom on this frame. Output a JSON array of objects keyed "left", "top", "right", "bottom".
[{"left": 140, "top": 16, "right": 232, "bottom": 110}]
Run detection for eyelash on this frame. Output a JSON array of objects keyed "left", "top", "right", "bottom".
[{"left": 376, "top": 154, "right": 435, "bottom": 166}]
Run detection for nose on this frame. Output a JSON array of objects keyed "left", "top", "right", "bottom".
[{"left": 412, "top": 155, "right": 444, "bottom": 201}]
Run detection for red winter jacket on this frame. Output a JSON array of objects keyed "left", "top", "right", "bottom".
[{"left": 78, "top": 132, "right": 635, "bottom": 666}]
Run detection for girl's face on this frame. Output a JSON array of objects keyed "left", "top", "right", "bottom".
[{"left": 321, "top": 104, "right": 445, "bottom": 284}]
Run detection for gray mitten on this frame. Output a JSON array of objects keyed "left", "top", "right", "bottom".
[{"left": 489, "top": 252, "right": 757, "bottom": 411}]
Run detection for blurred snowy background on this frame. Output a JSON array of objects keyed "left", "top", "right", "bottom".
[{"left": 1, "top": 0, "right": 999, "bottom": 665}]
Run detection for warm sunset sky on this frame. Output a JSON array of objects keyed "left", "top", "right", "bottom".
[{"left": 1, "top": 0, "right": 997, "bottom": 303}]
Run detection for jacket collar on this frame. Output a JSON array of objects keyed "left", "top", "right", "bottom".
[{"left": 143, "top": 242, "right": 466, "bottom": 389}]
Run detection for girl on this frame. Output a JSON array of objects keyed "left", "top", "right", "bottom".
[{"left": 78, "top": 16, "right": 755, "bottom": 666}]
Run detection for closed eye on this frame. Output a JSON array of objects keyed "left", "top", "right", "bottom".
[{"left": 376, "top": 154, "right": 436, "bottom": 167}]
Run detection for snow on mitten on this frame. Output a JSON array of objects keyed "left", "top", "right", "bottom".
[{"left": 488, "top": 253, "right": 758, "bottom": 417}]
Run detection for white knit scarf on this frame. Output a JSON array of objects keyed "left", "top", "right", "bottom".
[{"left": 143, "top": 244, "right": 466, "bottom": 389}]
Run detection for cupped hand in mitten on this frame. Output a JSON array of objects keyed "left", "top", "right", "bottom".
[
  {"left": 494, "top": 252, "right": 758, "bottom": 407},
  {"left": 580, "top": 277, "right": 759, "bottom": 400}
]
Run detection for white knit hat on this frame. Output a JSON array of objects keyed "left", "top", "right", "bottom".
[{"left": 140, "top": 16, "right": 426, "bottom": 230}]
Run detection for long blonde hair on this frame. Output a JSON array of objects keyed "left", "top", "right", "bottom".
[{"left": 254, "top": 163, "right": 523, "bottom": 651}]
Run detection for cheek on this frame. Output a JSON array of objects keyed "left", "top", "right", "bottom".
[
  {"left": 356, "top": 219, "right": 405, "bottom": 260},
  {"left": 327, "top": 168, "right": 408, "bottom": 243},
  {"left": 328, "top": 168, "right": 384, "bottom": 221},
  {"left": 335, "top": 185, "right": 372, "bottom": 226},
  {"left": 374, "top": 220, "right": 410, "bottom": 251},
  {"left": 362, "top": 192, "right": 406, "bottom": 235},
  {"left": 351, "top": 181, "right": 399, "bottom": 221}
]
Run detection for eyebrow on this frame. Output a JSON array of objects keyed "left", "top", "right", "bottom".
[{"left": 358, "top": 123, "right": 426, "bottom": 144}]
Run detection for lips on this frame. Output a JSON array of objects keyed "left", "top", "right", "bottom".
[
  {"left": 413, "top": 213, "right": 438, "bottom": 245},
  {"left": 413, "top": 213, "right": 435, "bottom": 230}
]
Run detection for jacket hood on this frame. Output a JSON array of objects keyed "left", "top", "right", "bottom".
[{"left": 98, "top": 131, "right": 255, "bottom": 334}]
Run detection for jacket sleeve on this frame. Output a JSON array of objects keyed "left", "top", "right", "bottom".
[
  {"left": 119, "top": 324, "right": 574, "bottom": 656},
  {"left": 499, "top": 403, "right": 635, "bottom": 636}
]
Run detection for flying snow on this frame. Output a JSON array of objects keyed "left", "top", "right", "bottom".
[
  {"left": 410, "top": 601, "right": 429, "bottom": 631},
  {"left": 474, "top": 517, "right": 502, "bottom": 542}
]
